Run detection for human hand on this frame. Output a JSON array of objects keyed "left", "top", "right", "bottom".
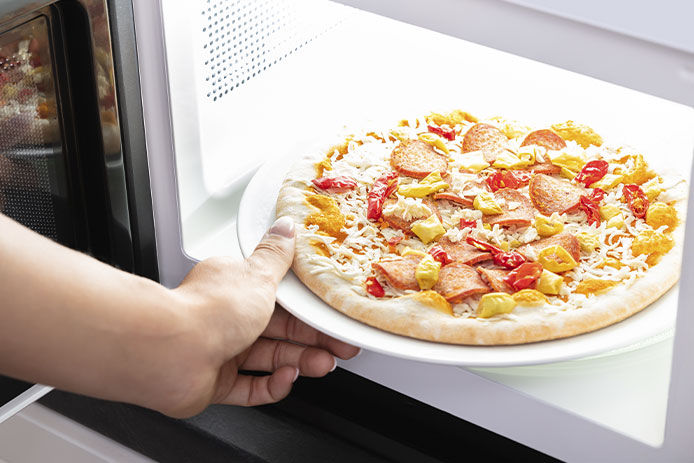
[{"left": 163, "top": 217, "right": 360, "bottom": 417}]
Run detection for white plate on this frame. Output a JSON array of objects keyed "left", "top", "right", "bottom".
[{"left": 237, "top": 139, "right": 683, "bottom": 367}]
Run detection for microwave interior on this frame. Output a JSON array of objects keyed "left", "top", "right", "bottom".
[{"left": 153, "top": 0, "right": 694, "bottom": 460}]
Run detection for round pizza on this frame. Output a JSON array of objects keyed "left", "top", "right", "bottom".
[{"left": 276, "top": 110, "right": 687, "bottom": 345}]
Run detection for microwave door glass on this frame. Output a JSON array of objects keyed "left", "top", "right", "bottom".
[{"left": 0, "top": 15, "right": 74, "bottom": 246}]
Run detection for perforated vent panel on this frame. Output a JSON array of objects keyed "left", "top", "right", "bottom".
[{"left": 202, "top": 0, "right": 345, "bottom": 101}]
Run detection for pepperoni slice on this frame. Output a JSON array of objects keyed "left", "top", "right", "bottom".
[
  {"left": 477, "top": 267, "right": 513, "bottom": 293},
  {"left": 433, "top": 192, "right": 474, "bottom": 207},
  {"left": 526, "top": 162, "right": 561, "bottom": 175},
  {"left": 521, "top": 129, "right": 567, "bottom": 151},
  {"left": 517, "top": 232, "right": 581, "bottom": 263},
  {"left": 373, "top": 255, "right": 421, "bottom": 291},
  {"left": 483, "top": 189, "right": 535, "bottom": 228},
  {"left": 391, "top": 140, "right": 448, "bottom": 179},
  {"left": 461, "top": 123, "right": 507, "bottom": 163},
  {"left": 437, "top": 236, "right": 493, "bottom": 265},
  {"left": 434, "top": 262, "right": 491, "bottom": 303},
  {"left": 381, "top": 198, "right": 439, "bottom": 231},
  {"left": 529, "top": 174, "right": 586, "bottom": 215}
]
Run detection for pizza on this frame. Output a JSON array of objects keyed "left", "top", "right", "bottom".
[{"left": 276, "top": 110, "right": 687, "bottom": 345}]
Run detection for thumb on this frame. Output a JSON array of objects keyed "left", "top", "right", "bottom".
[{"left": 244, "top": 216, "right": 296, "bottom": 289}]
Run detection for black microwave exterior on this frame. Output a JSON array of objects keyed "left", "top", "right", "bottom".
[{"left": 0, "top": 1, "right": 557, "bottom": 461}]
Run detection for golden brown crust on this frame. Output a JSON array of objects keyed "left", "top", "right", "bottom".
[{"left": 276, "top": 134, "right": 685, "bottom": 346}]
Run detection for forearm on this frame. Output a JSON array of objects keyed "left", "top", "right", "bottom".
[{"left": 0, "top": 214, "right": 206, "bottom": 411}]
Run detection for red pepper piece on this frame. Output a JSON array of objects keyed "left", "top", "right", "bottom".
[
  {"left": 588, "top": 188, "right": 606, "bottom": 203},
  {"left": 492, "top": 251, "right": 527, "bottom": 270},
  {"left": 466, "top": 236, "right": 525, "bottom": 269},
  {"left": 574, "top": 160, "right": 609, "bottom": 187},
  {"left": 429, "top": 245, "right": 453, "bottom": 265},
  {"left": 427, "top": 125, "right": 456, "bottom": 141},
  {"left": 622, "top": 184, "right": 649, "bottom": 218},
  {"left": 367, "top": 171, "right": 399, "bottom": 221},
  {"left": 312, "top": 176, "right": 358, "bottom": 193},
  {"left": 503, "top": 262, "right": 543, "bottom": 291},
  {"left": 465, "top": 236, "right": 502, "bottom": 254},
  {"left": 459, "top": 219, "right": 477, "bottom": 229},
  {"left": 365, "top": 277, "right": 385, "bottom": 297},
  {"left": 485, "top": 170, "right": 531, "bottom": 192},
  {"left": 578, "top": 190, "right": 604, "bottom": 226}
]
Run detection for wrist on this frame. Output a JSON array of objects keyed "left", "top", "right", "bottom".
[{"left": 125, "top": 280, "right": 218, "bottom": 416}]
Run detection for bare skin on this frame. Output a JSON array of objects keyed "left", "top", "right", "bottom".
[{"left": 0, "top": 214, "right": 359, "bottom": 418}]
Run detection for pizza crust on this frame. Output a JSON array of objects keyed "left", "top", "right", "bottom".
[{"left": 276, "top": 135, "right": 686, "bottom": 346}]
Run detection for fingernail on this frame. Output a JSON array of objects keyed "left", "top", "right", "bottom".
[
  {"left": 330, "top": 357, "right": 337, "bottom": 372},
  {"left": 269, "top": 216, "right": 295, "bottom": 238},
  {"left": 292, "top": 367, "right": 300, "bottom": 383}
]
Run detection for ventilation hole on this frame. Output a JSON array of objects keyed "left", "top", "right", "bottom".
[{"left": 201, "top": 0, "right": 344, "bottom": 101}]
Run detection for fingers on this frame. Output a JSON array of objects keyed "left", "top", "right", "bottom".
[
  {"left": 216, "top": 366, "right": 298, "bottom": 407},
  {"left": 240, "top": 338, "right": 336, "bottom": 377},
  {"left": 264, "top": 308, "right": 361, "bottom": 360},
  {"left": 244, "top": 217, "right": 296, "bottom": 291}
]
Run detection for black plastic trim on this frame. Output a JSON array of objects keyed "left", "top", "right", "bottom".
[
  {"left": 105, "top": 0, "right": 158, "bottom": 281},
  {"left": 40, "top": 368, "right": 560, "bottom": 462}
]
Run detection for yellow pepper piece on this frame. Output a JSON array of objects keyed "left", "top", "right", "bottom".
[
  {"left": 632, "top": 230, "right": 674, "bottom": 266},
  {"left": 418, "top": 132, "right": 449, "bottom": 154},
  {"left": 606, "top": 214, "right": 625, "bottom": 229},
  {"left": 483, "top": 223, "right": 492, "bottom": 230},
  {"left": 550, "top": 120, "right": 603, "bottom": 148},
  {"left": 415, "top": 254, "right": 441, "bottom": 290},
  {"left": 550, "top": 151, "right": 586, "bottom": 172},
  {"left": 457, "top": 151, "right": 490, "bottom": 173},
  {"left": 427, "top": 110, "right": 477, "bottom": 126},
  {"left": 408, "top": 290, "right": 453, "bottom": 315},
  {"left": 492, "top": 118, "right": 531, "bottom": 139},
  {"left": 538, "top": 245, "right": 578, "bottom": 273},
  {"left": 575, "top": 279, "right": 618, "bottom": 295},
  {"left": 560, "top": 167, "right": 577, "bottom": 180},
  {"left": 305, "top": 194, "right": 347, "bottom": 241},
  {"left": 315, "top": 157, "right": 332, "bottom": 177},
  {"left": 389, "top": 127, "right": 410, "bottom": 142},
  {"left": 618, "top": 154, "right": 655, "bottom": 185},
  {"left": 499, "top": 241, "right": 510, "bottom": 252},
  {"left": 477, "top": 293, "right": 517, "bottom": 318},
  {"left": 536, "top": 269, "right": 564, "bottom": 295},
  {"left": 517, "top": 146, "right": 539, "bottom": 164},
  {"left": 401, "top": 247, "right": 427, "bottom": 257},
  {"left": 576, "top": 232, "right": 600, "bottom": 253},
  {"left": 411, "top": 215, "right": 446, "bottom": 244},
  {"left": 590, "top": 173, "right": 622, "bottom": 191},
  {"left": 473, "top": 192, "right": 503, "bottom": 215},
  {"left": 534, "top": 215, "right": 564, "bottom": 237},
  {"left": 398, "top": 171, "right": 450, "bottom": 198},
  {"left": 597, "top": 257, "right": 624, "bottom": 269},
  {"left": 512, "top": 289, "right": 548, "bottom": 306},
  {"left": 492, "top": 150, "right": 533, "bottom": 169},
  {"left": 642, "top": 176, "right": 664, "bottom": 202},
  {"left": 646, "top": 202, "right": 678, "bottom": 232},
  {"left": 599, "top": 205, "right": 621, "bottom": 220}
]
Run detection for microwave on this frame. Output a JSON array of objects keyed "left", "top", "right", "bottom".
[{"left": 2, "top": 0, "right": 694, "bottom": 461}]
